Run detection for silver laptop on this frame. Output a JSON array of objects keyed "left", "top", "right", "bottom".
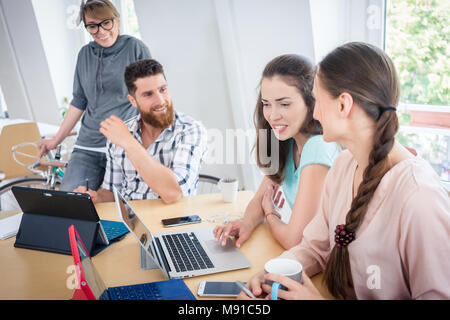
[{"left": 113, "top": 188, "right": 251, "bottom": 279}]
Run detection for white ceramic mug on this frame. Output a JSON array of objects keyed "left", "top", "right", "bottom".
[
  {"left": 218, "top": 178, "right": 238, "bottom": 203},
  {"left": 264, "top": 258, "right": 303, "bottom": 300}
]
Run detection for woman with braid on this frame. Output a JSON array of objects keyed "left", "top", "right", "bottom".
[{"left": 239, "top": 42, "right": 450, "bottom": 300}]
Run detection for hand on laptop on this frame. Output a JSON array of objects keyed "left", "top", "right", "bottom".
[
  {"left": 213, "top": 219, "right": 253, "bottom": 248},
  {"left": 73, "top": 186, "right": 98, "bottom": 203}
]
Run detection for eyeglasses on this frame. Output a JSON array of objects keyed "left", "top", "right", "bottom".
[{"left": 84, "top": 18, "right": 114, "bottom": 35}]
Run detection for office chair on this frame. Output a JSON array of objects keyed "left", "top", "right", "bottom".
[{"left": 197, "top": 174, "right": 220, "bottom": 194}]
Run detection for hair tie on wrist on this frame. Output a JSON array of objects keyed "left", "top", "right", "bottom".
[
  {"left": 265, "top": 211, "right": 281, "bottom": 220},
  {"left": 334, "top": 224, "right": 355, "bottom": 248}
]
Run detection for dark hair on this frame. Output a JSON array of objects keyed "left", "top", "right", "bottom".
[
  {"left": 125, "top": 59, "right": 165, "bottom": 95},
  {"left": 254, "top": 54, "right": 322, "bottom": 184},
  {"left": 81, "top": 0, "right": 120, "bottom": 24},
  {"left": 318, "top": 42, "right": 400, "bottom": 299}
]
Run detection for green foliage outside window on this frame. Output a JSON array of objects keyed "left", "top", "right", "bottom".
[
  {"left": 386, "top": 0, "right": 449, "bottom": 107},
  {"left": 386, "top": 0, "right": 450, "bottom": 180}
]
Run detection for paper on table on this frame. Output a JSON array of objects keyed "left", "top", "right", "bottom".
[{"left": 0, "top": 213, "right": 23, "bottom": 240}]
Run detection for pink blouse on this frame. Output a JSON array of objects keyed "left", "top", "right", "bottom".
[{"left": 280, "top": 150, "right": 450, "bottom": 299}]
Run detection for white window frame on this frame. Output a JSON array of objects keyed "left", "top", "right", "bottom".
[{"left": 0, "top": 86, "right": 7, "bottom": 118}]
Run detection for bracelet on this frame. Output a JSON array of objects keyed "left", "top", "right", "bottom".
[{"left": 265, "top": 211, "right": 281, "bottom": 220}]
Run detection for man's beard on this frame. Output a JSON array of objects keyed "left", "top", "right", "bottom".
[{"left": 138, "top": 101, "right": 174, "bottom": 129}]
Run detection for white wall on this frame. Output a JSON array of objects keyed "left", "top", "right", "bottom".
[
  {"left": 0, "top": 0, "right": 61, "bottom": 125},
  {"left": 134, "top": 0, "right": 316, "bottom": 191},
  {"left": 219, "top": 0, "right": 316, "bottom": 191},
  {"left": 310, "top": 0, "right": 349, "bottom": 62},
  {"left": 231, "top": 0, "right": 315, "bottom": 99},
  {"left": 134, "top": 0, "right": 245, "bottom": 187},
  {"left": 31, "top": 0, "right": 85, "bottom": 112},
  {"left": 349, "top": 0, "right": 385, "bottom": 48},
  {"left": 310, "top": 0, "right": 385, "bottom": 63},
  {"left": 0, "top": 1, "right": 34, "bottom": 120}
]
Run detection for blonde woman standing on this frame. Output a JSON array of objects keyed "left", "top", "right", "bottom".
[{"left": 39, "top": 0, "right": 151, "bottom": 191}]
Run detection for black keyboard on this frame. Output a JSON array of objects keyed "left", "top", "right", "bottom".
[
  {"left": 162, "top": 232, "right": 214, "bottom": 273},
  {"left": 108, "top": 283, "right": 162, "bottom": 300}
]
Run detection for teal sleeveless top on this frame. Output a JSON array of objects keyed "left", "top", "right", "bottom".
[{"left": 281, "top": 135, "right": 341, "bottom": 209}]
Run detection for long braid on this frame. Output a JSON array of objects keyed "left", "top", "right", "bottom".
[
  {"left": 324, "top": 110, "right": 398, "bottom": 299},
  {"left": 319, "top": 42, "right": 400, "bottom": 299},
  {"left": 347, "top": 111, "right": 399, "bottom": 227}
]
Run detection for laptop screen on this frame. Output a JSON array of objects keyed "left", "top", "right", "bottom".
[
  {"left": 113, "top": 188, "right": 169, "bottom": 278},
  {"left": 74, "top": 231, "right": 109, "bottom": 300}
]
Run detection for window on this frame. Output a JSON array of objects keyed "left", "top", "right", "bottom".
[
  {"left": 385, "top": 0, "right": 450, "bottom": 181},
  {"left": 118, "top": 0, "right": 142, "bottom": 39},
  {"left": 0, "top": 86, "right": 8, "bottom": 119}
]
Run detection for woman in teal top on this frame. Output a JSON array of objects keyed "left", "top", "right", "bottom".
[
  {"left": 282, "top": 136, "right": 340, "bottom": 209},
  {"left": 214, "top": 54, "right": 341, "bottom": 249}
]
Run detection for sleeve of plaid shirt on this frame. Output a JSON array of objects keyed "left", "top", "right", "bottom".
[
  {"left": 171, "top": 121, "right": 208, "bottom": 196},
  {"left": 101, "top": 140, "right": 124, "bottom": 192}
]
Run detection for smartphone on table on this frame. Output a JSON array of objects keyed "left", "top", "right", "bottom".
[
  {"left": 161, "top": 215, "right": 202, "bottom": 227},
  {"left": 197, "top": 281, "right": 244, "bottom": 297}
]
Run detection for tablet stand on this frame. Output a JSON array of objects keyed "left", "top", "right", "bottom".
[{"left": 12, "top": 186, "right": 107, "bottom": 256}]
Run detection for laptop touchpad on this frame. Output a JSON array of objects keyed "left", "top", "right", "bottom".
[{"left": 205, "top": 239, "right": 235, "bottom": 254}]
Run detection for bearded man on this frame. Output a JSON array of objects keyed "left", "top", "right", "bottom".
[{"left": 74, "top": 59, "right": 207, "bottom": 203}]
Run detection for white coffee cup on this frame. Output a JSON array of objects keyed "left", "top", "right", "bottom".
[
  {"left": 218, "top": 178, "right": 238, "bottom": 203},
  {"left": 264, "top": 258, "right": 303, "bottom": 300}
]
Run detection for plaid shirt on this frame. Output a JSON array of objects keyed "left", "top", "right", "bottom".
[{"left": 101, "top": 111, "right": 208, "bottom": 200}]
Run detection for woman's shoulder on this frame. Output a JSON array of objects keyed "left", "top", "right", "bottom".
[
  {"left": 325, "top": 149, "right": 354, "bottom": 174},
  {"left": 121, "top": 35, "right": 149, "bottom": 50},
  {"left": 299, "top": 135, "right": 342, "bottom": 169},
  {"left": 389, "top": 156, "right": 448, "bottom": 200},
  {"left": 391, "top": 158, "right": 450, "bottom": 242},
  {"left": 304, "top": 135, "right": 340, "bottom": 152},
  {"left": 75, "top": 42, "right": 96, "bottom": 65},
  {"left": 78, "top": 41, "right": 93, "bottom": 55},
  {"left": 333, "top": 148, "right": 353, "bottom": 163}
]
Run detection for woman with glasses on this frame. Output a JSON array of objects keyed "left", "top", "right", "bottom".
[{"left": 39, "top": 0, "right": 151, "bottom": 192}]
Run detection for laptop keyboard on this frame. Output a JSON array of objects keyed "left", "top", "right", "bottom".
[
  {"left": 162, "top": 232, "right": 214, "bottom": 273},
  {"left": 109, "top": 283, "right": 162, "bottom": 300}
]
